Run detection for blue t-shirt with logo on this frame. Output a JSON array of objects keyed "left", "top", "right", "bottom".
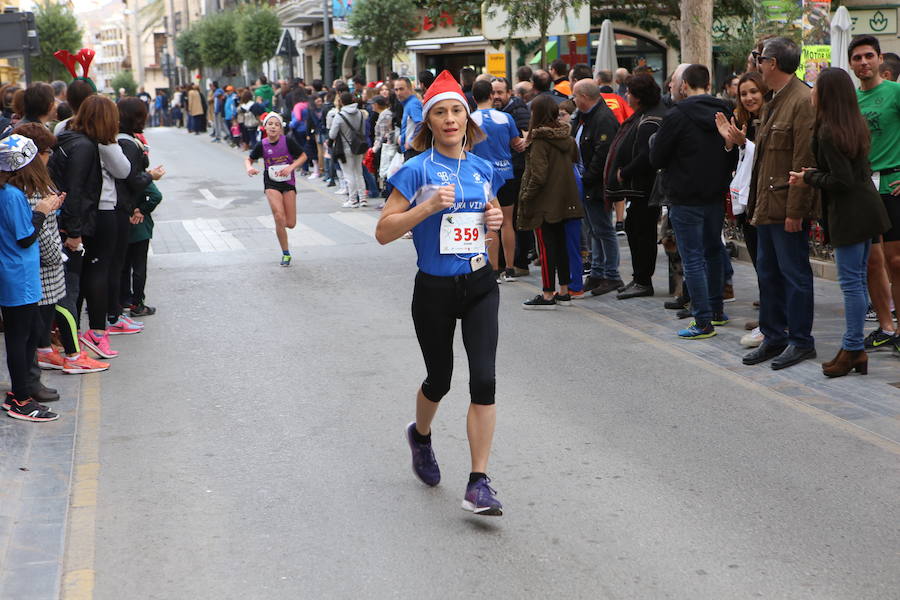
[
  {"left": 388, "top": 150, "right": 504, "bottom": 277},
  {"left": 0, "top": 185, "right": 40, "bottom": 307},
  {"left": 470, "top": 108, "right": 519, "bottom": 181}
]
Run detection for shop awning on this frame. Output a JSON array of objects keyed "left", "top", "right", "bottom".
[{"left": 529, "top": 40, "right": 558, "bottom": 65}]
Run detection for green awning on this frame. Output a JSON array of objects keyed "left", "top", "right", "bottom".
[{"left": 529, "top": 40, "right": 558, "bottom": 65}]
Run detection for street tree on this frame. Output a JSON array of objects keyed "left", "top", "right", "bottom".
[
  {"left": 110, "top": 70, "right": 137, "bottom": 96},
  {"left": 348, "top": 0, "right": 418, "bottom": 75},
  {"left": 32, "top": 0, "right": 83, "bottom": 82},
  {"left": 236, "top": 6, "right": 281, "bottom": 75},
  {"left": 199, "top": 11, "right": 241, "bottom": 69},
  {"left": 482, "top": 0, "right": 586, "bottom": 70},
  {"left": 176, "top": 26, "right": 203, "bottom": 71}
]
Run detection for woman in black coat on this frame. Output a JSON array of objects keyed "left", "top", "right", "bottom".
[
  {"left": 605, "top": 74, "right": 667, "bottom": 300},
  {"left": 789, "top": 68, "right": 891, "bottom": 377}
]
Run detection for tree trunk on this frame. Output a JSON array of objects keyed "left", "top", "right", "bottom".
[
  {"left": 679, "top": 0, "right": 713, "bottom": 67},
  {"left": 539, "top": 31, "right": 547, "bottom": 70}
]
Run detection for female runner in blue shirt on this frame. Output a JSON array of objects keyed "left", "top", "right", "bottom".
[{"left": 375, "top": 71, "right": 506, "bottom": 516}]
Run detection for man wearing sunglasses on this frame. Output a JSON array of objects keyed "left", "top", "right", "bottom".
[{"left": 743, "top": 37, "right": 818, "bottom": 370}]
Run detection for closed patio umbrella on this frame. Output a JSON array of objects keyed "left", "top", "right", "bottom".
[{"left": 594, "top": 19, "right": 617, "bottom": 78}]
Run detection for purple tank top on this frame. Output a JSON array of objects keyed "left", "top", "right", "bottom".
[{"left": 262, "top": 135, "right": 295, "bottom": 185}]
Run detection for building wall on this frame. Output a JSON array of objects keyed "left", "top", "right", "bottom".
[
  {"left": 0, "top": 0, "right": 21, "bottom": 83},
  {"left": 841, "top": 1, "right": 899, "bottom": 55}
]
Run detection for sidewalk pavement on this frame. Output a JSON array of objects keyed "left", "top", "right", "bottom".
[
  {"left": 0, "top": 372, "right": 81, "bottom": 599},
  {"left": 508, "top": 240, "right": 900, "bottom": 445}
]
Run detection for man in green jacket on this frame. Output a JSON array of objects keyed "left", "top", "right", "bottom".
[{"left": 744, "top": 37, "right": 819, "bottom": 370}]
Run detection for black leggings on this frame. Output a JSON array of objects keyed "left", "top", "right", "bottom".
[
  {"left": 2, "top": 303, "right": 42, "bottom": 400},
  {"left": 81, "top": 210, "right": 118, "bottom": 330},
  {"left": 535, "top": 221, "right": 570, "bottom": 292},
  {"left": 121, "top": 239, "right": 150, "bottom": 306},
  {"left": 411, "top": 267, "right": 499, "bottom": 406},
  {"left": 625, "top": 198, "right": 661, "bottom": 286},
  {"left": 107, "top": 209, "right": 131, "bottom": 322}
]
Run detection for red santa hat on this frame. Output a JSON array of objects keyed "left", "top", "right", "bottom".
[{"left": 422, "top": 70, "right": 470, "bottom": 116}]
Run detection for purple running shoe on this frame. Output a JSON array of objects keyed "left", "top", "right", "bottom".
[
  {"left": 462, "top": 476, "right": 503, "bottom": 516},
  {"left": 405, "top": 422, "right": 440, "bottom": 486}
]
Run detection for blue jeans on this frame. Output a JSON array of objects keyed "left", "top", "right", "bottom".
[
  {"left": 669, "top": 203, "right": 725, "bottom": 325},
  {"left": 835, "top": 241, "right": 871, "bottom": 351},
  {"left": 564, "top": 218, "right": 584, "bottom": 292},
  {"left": 362, "top": 165, "right": 379, "bottom": 197},
  {"left": 583, "top": 197, "right": 620, "bottom": 281},
  {"left": 756, "top": 223, "right": 815, "bottom": 348}
]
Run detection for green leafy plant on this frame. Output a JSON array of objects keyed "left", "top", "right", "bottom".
[
  {"left": 176, "top": 26, "right": 203, "bottom": 71},
  {"left": 110, "top": 69, "right": 138, "bottom": 96},
  {"left": 237, "top": 5, "right": 281, "bottom": 72},
  {"left": 199, "top": 11, "right": 240, "bottom": 69},
  {"left": 348, "top": 0, "right": 418, "bottom": 73},
  {"left": 32, "top": 0, "right": 84, "bottom": 82},
  {"left": 483, "top": 0, "right": 586, "bottom": 69}
]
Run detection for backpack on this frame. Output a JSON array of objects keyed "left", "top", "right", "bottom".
[{"left": 339, "top": 112, "right": 368, "bottom": 155}]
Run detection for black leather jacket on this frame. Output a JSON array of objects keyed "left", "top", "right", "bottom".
[
  {"left": 571, "top": 100, "right": 619, "bottom": 202},
  {"left": 49, "top": 130, "right": 101, "bottom": 238},
  {"left": 501, "top": 96, "right": 530, "bottom": 177},
  {"left": 114, "top": 134, "right": 152, "bottom": 215}
]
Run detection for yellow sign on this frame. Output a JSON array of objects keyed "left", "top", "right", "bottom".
[{"left": 487, "top": 53, "right": 506, "bottom": 77}]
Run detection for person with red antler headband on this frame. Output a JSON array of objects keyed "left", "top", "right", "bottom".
[{"left": 53, "top": 49, "right": 98, "bottom": 92}]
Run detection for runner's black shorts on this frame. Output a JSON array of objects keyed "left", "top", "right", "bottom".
[
  {"left": 877, "top": 193, "right": 900, "bottom": 243},
  {"left": 264, "top": 179, "right": 296, "bottom": 194},
  {"left": 497, "top": 177, "right": 520, "bottom": 208},
  {"left": 411, "top": 265, "right": 499, "bottom": 405}
]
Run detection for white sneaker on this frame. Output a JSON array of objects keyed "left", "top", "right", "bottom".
[
  {"left": 341, "top": 199, "right": 359, "bottom": 208},
  {"left": 740, "top": 327, "right": 764, "bottom": 348},
  {"left": 307, "top": 173, "right": 319, "bottom": 180},
  {"left": 358, "top": 198, "right": 368, "bottom": 207}
]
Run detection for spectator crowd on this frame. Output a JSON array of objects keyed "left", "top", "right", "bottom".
[{"left": 1, "top": 33, "right": 899, "bottom": 423}]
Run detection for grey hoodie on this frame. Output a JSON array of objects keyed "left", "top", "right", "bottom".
[{"left": 328, "top": 104, "right": 367, "bottom": 153}]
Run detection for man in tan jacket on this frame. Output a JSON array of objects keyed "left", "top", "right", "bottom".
[{"left": 743, "top": 37, "right": 819, "bottom": 370}]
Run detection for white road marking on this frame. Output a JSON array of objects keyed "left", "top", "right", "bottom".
[
  {"left": 181, "top": 218, "right": 246, "bottom": 252},
  {"left": 196, "top": 188, "right": 234, "bottom": 210}
]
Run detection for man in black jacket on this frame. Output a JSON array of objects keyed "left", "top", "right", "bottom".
[
  {"left": 572, "top": 79, "right": 621, "bottom": 295},
  {"left": 492, "top": 76, "right": 533, "bottom": 276},
  {"left": 650, "top": 64, "right": 737, "bottom": 339}
]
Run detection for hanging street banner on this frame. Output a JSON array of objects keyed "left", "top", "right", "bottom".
[{"left": 797, "top": 0, "right": 831, "bottom": 84}]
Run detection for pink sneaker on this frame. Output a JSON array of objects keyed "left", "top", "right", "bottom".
[
  {"left": 63, "top": 351, "right": 110, "bottom": 374},
  {"left": 79, "top": 330, "right": 119, "bottom": 359},
  {"left": 37, "top": 348, "right": 65, "bottom": 370},
  {"left": 107, "top": 316, "right": 142, "bottom": 335},
  {"left": 118, "top": 314, "right": 144, "bottom": 328}
]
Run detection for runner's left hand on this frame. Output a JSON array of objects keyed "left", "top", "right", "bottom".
[{"left": 485, "top": 204, "right": 503, "bottom": 231}]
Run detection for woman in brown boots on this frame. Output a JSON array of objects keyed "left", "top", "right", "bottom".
[{"left": 788, "top": 68, "right": 890, "bottom": 377}]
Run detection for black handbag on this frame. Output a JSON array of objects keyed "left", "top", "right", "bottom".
[{"left": 648, "top": 169, "right": 669, "bottom": 207}]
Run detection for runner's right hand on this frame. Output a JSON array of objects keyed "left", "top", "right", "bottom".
[
  {"left": 427, "top": 185, "right": 455, "bottom": 213},
  {"left": 247, "top": 167, "right": 259, "bottom": 176}
]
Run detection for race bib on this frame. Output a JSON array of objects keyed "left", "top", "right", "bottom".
[
  {"left": 440, "top": 212, "right": 485, "bottom": 254},
  {"left": 268, "top": 165, "right": 291, "bottom": 182}
]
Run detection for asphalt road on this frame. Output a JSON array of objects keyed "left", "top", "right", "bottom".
[{"left": 83, "top": 128, "right": 900, "bottom": 600}]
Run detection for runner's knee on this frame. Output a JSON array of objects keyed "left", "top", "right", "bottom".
[
  {"left": 469, "top": 377, "right": 496, "bottom": 406},
  {"left": 421, "top": 378, "right": 449, "bottom": 402}
]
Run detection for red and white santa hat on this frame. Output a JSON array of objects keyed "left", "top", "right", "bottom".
[{"left": 422, "top": 70, "right": 470, "bottom": 116}]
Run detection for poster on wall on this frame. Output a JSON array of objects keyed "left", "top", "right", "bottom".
[
  {"left": 798, "top": 0, "right": 831, "bottom": 83},
  {"left": 331, "top": 0, "right": 359, "bottom": 46}
]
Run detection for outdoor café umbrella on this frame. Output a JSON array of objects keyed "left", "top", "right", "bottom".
[
  {"left": 831, "top": 6, "right": 852, "bottom": 73},
  {"left": 594, "top": 19, "right": 617, "bottom": 77}
]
